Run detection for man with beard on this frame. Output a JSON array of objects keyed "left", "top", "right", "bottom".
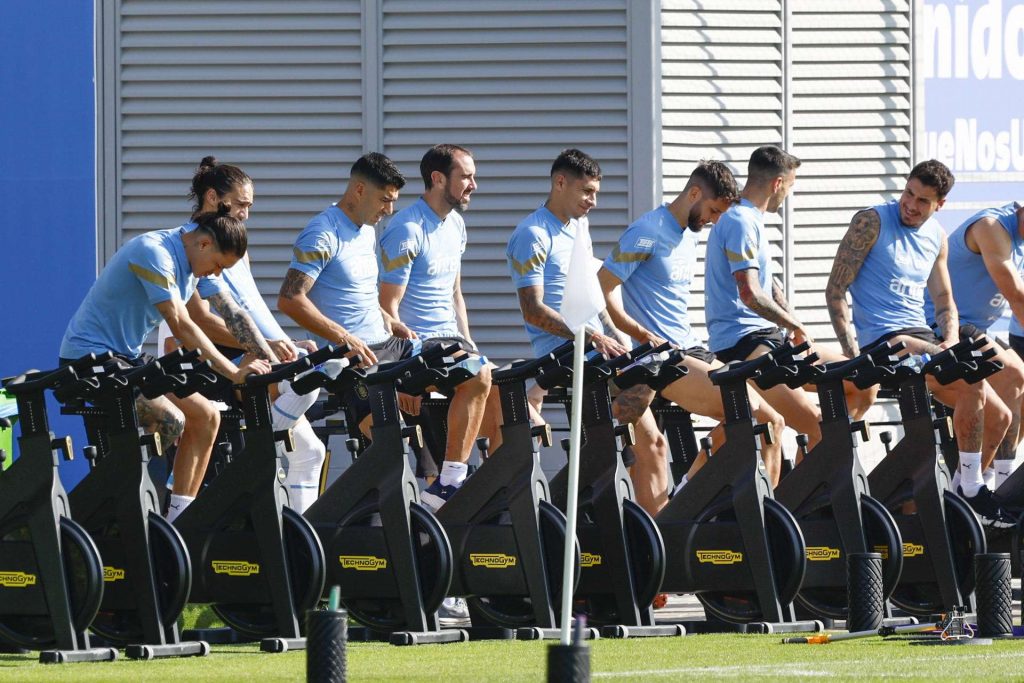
[
  {"left": 826, "top": 160, "right": 1013, "bottom": 526},
  {"left": 597, "top": 161, "right": 787, "bottom": 494},
  {"left": 377, "top": 144, "right": 493, "bottom": 510},
  {"left": 704, "top": 146, "right": 875, "bottom": 455}
]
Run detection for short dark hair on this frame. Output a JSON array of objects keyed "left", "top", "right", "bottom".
[
  {"left": 188, "top": 156, "right": 252, "bottom": 214},
  {"left": 192, "top": 207, "right": 248, "bottom": 258},
  {"left": 351, "top": 152, "right": 406, "bottom": 190},
  {"left": 550, "top": 148, "right": 602, "bottom": 180},
  {"left": 747, "top": 146, "right": 802, "bottom": 184},
  {"left": 420, "top": 144, "right": 473, "bottom": 190},
  {"left": 908, "top": 159, "right": 955, "bottom": 199},
  {"left": 685, "top": 160, "right": 739, "bottom": 201}
]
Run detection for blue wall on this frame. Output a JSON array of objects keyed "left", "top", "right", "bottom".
[{"left": 1, "top": 2, "right": 96, "bottom": 484}]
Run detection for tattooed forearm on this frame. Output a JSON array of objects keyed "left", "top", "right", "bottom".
[
  {"left": 740, "top": 281, "right": 800, "bottom": 330},
  {"left": 279, "top": 268, "right": 314, "bottom": 300},
  {"left": 933, "top": 305, "right": 957, "bottom": 343},
  {"left": 517, "top": 289, "right": 575, "bottom": 340},
  {"left": 209, "top": 292, "right": 277, "bottom": 361},
  {"left": 826, "top": 209, "right": 881, "bottom": 356},
  {"left": 771, "top": 277, "right": 796, "bottom": 316}
]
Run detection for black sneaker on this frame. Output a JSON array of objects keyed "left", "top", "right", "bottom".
[
  {"left": 420, "top": 480, "right": 459, "bottom": 512},
  {"left": 957, "top": 485, "right": 1016, "bottom": 529}
]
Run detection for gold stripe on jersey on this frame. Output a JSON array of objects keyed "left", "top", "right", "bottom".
[
  {"left": 293, "top": 247, "right": 332, "bottom": 265},
  {"left": 380, "top": 248, "right": 413, "bottom": 273},
  {"left": 128, "top": 263, "right": 174, "bottom": 289},
  {"left": 725, "top": 245, "right": 757, "bottom": 263},
  {"left": 511, "top": 252, "right": 547, "bottom": 276},
  {"left": 611, "top": 246, "right": 652, "bottom": 263}
]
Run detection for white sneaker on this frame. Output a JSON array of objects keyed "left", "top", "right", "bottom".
[{"left": 436, "top": 597, "right": 470, "bottom": 626}]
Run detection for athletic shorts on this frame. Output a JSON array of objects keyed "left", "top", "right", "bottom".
[
  {"left": 865, "top": 324, "right": 981, "bottom": 351},
  {"left": 713, "top": 327, "right": 787, "bottom": 364},
  {"left": 421, "top": 335, "right": 478, "bottom": 356},
  {"left": 683, "top": 345, "right": 716, "bottom": 366}
]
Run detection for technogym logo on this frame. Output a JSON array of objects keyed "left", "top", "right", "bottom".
[
  {"left": 580, "top": 553, "right": 603, "bottom": 568},
  {"left": 339, "top": 556, "right": 388, "bottom": 571},
  {"left": 0, "top": 572, "right": 37, "bottom": 588},
  {"left": 211, "top": 561, "right": 261, "bottom": 577},
  {"left": 696, "top": 550, "right": 744, "bottom": 565},
  {"left": 805, "top": 547, "right": 841, "bottom": 562},
  {"left": 469, "top": 553, "right": 517, "bottom": 569},
  {"left": 103, "top": 567, "right": 126, "bottom": 582},
  {"left": 903, "top": 543, "right": 925, "bottom": 558}
]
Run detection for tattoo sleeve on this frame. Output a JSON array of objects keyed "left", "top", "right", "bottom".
[
  {"left": 825, "top": 209, "right": 881, "bottom": 357},
  {"left": 517, "top": 288, "right": 576, "bottom": 340},
  {"left": 771, "top": 277, "right": 796, "bottom": 316},
  {"left": 208, "top": 291, "right": 277, "bottom": 361},
  {"left": 736, "top": 271, "right": 801, "bottom": 330},
  {"left": 279, "top": 268, "right": 314, "bottom": 300}
]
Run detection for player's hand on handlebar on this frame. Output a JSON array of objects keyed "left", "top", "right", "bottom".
[
  {"left": 340, "top": 332, "right": 377, "bottom": 367},
  {"left": 293, "top": 339, "right": 318, "bottom": 354},
  {"left": 398, "top": 392, "right": 422, "bottom": 416},
  {"left": 269, "top": 339, "right": 298, "bottom": 363},
  {"left": 233, "top": 357, "right": 272, "bottom": 383},
  {"left": 390, "top": 320, "right": 418, "bottom": 340},
  {"left": 791, "top": 325, "right": 813, "bottom": 347},
  {"left": 591, "top": 332, "right": 629, "bottom": 358},
  {"left": 640, "top": 330, "right": 670, "bottom": 348}
]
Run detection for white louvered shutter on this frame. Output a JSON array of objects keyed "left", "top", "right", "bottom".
[
  {"left": 659, "top": 0, "right": 786, "bottom": 344},
  {"left": 378, "top": 0, "right": 632, "bottom": 364},
  {"left": 101, "top": 0, "right": 365, "bottom": 339},
  {"left": 789, "top": 0, "right": 913, "bottom": 344}
]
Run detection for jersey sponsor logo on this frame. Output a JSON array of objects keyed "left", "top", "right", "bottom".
[
  {"left": 696, "top": 550, "right": 744, "bottom": 565},
  {"left": 635, "top": 237, "right": 655, "bottom": 250},
  {"left": 580, "top": 553, "right": 602, "bottom": 568},
  {"left": 669, "top": 263, "right": 691, "bottom": 282},
  {"left": 339, "top": 555, "right": 388, "bottom": 571},
  {"left": 0, "top": 571, "right": 37, "bottom": 588},
  {"left": 211, "top": 561, "right": 261, "bottom": 577},
  {"left": 888, "top": 277, "right": 926, "bottom": 299},
  {"left": 398, "top": 239, "right": 417, "bottom": 254},
  {"left": 903, "top": 543, "right": 925, "bottom": 558},
  {"left": 426, "top": 257, "right": 460, "bottom": 276},
  {"left": 805, "top": 546, "right": 841, "bottom": 562},
  {"left": 103, "top": 567, "right": 126, "bottom": 582},
  {"left": 469, "top": 553, "right": 518, "bottom": 569},
  {"left": 347, "top": 258, "right": 378, "bottom": 279}
]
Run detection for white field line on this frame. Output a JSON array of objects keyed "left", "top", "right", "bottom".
[{"left": 593, "top": 649, "right": 1024, "bottom": 679}]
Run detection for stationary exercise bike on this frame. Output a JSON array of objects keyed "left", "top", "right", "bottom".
[
  {"left": 56, "top": 349, "right": 212, "bottom": 659},
  {"left": 768, "top": 343, "right": 905, "bottom": 620},
  {"left": 0, "top": 356, "right": 116, "bottom": 663},
  {"left": 654, "top": 344, "right": 812, "bottom": 628},
  {"left": 543, "top": 342, "right": 688, "bottom": 637},
  {"left": 866, "top": 337, "right": 995, "bottom": 615},
  {"left": 302, "top": 344, "right": 466, "bottom": 645},
  {"left": 172, "top": 347, "right": 341, "bottom": 650}
]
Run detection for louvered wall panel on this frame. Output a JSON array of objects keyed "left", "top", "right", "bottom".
[
  {"left": 789, "top": 0, "right": 913, "bottom": 343},
  {"left": 105, "top": 0, "right": 364, "bottom": 336},
  {"left": 379, "top": 0, "right": 631, "bottom": 363},
  {"left": 660, "top": 0, "right": 785, "bottom": 346}
]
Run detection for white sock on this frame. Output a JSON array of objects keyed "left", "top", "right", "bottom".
[
  {"left": 958, "top": 451, "right": 984, "bottom": 496},
  {"left": 995, "top": 461, "right": 1015, "bottom": 489},
  {"left": 950, "top": 468, "right": 961, "bottom": 493},
  {"left": 439, "top": 461, "right": 469, "bottom": 487},
  {"left": 984, "top": 466, "right": 996, "bottom": 490},
  {"left": 272, "top": 384, "right": 320, "bottom": 431},
  {"left": 671, "top": 474, "right": 688, "bottom": 497},
  {"left": 165, "top": 494, "right": 195, "bottom": 523},
  {"left": 280, "top": 419, "right": 326, "bottom": 513}
]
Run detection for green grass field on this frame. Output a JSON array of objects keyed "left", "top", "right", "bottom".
[{"left": 4, "top": 614, "right": 1024, "bottom": 682}]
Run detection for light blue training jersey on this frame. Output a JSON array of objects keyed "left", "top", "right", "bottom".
[
  {"left": 507, "top": 205, "right": 601, "bottom": 357},
  {"left": 378, "top": 198, "right": 466, "bottom": 338},
  {"left": 924, "top": 203, "right": 1023, "bottom": 332},
  {"left": 848, "top": 200, "right": 944, "bottom": 347},
  {"left": 288, "top": 205, "right": 389, "bottom": 346},
  {"left": 60, "top": 226, "right": 226, "bottom": 359},
  {"left": 602, "top": 205, "right": 703, "bottom": 349},
  {"left": 704, "top": 199, "right": 773, "bottom": 353},
  {"left": 181, "top": 222, "right": 289, "bottom": 341}
]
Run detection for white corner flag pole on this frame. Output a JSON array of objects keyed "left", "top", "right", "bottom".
[
  {"left": 557, "top": 218, "right": 605, "bottom": 645},
  {"left": 558, "top": 324, "right": 588, "bottom": 645}
]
